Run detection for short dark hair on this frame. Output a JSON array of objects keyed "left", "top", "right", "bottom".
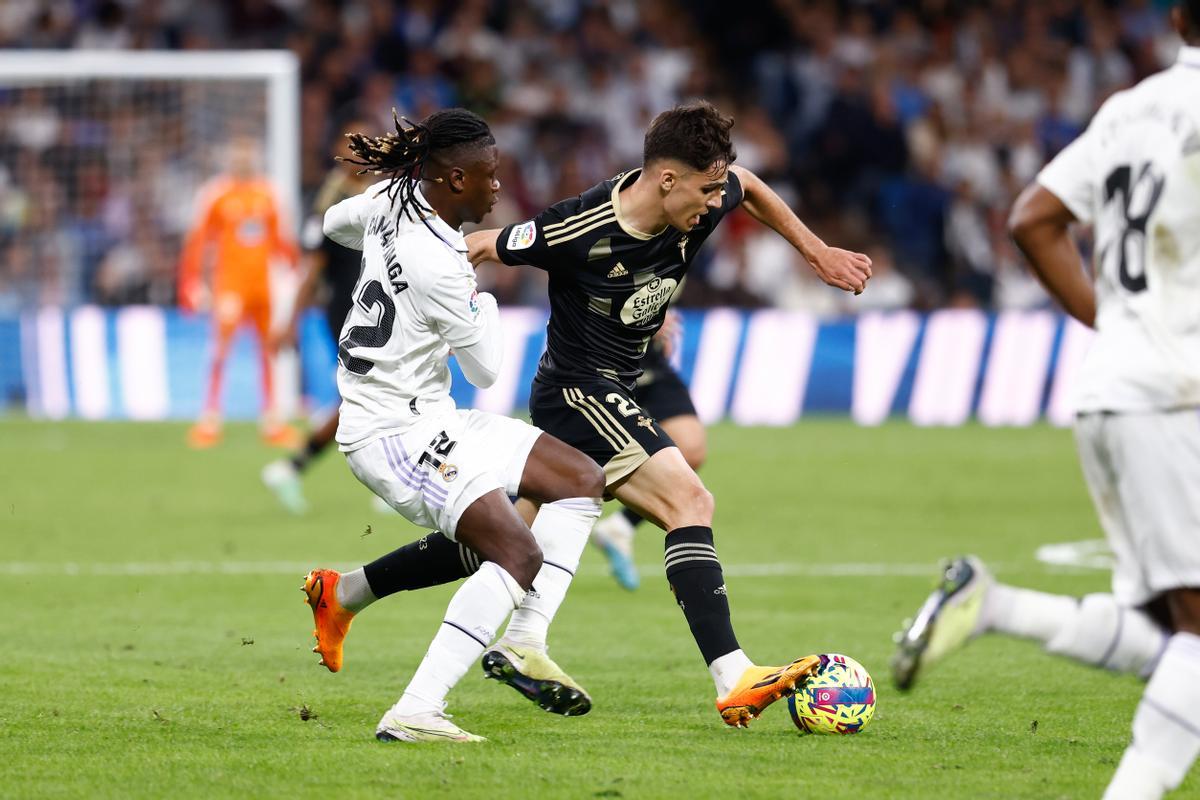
[{"left": 642, "top": 101, "right": 736, "bottom": 174}]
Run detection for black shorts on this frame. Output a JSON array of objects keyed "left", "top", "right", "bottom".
[
  {"left": 529, "top": 375, "right": 676, "bottom": 488},
  {"left": 633, "top": 362, "right": 696, "bottom": 422}
]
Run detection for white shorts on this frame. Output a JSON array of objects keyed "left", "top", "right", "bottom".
[
  {"left": 345, "top": 409, "right": 542, "bottom": 539},
  {"left": 1074, "top": 409, "right": 1200, "bottom": 606}
]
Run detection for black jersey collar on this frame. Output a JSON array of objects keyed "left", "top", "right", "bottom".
[{"left": 611, "top": 169, "right": 670, "bottom": 241}]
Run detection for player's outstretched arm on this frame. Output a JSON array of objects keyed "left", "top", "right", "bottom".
[
  {"left": 1008, "top": 183, "right": 1095, "bottom": 328},
  {"left": 730, "top": 165, "right": 872, "bottom": 294},
  {"left": 466, "top": 228, "right": 502, "bottom": 268}
]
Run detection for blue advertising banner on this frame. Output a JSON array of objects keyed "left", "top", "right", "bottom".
[{"left": 1, "top": 306, "right": 1091, "bottom": 426}]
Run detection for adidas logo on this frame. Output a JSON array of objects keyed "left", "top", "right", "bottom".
[{"left": 606, "top": 262, "right": 628, "bottom": 278}]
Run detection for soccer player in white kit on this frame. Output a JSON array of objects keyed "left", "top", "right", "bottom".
[
  {"left": 301, "top": 109, "right": 604, "bottom": 743},
  {"left": 891, "top": 5, "right": 1200, "bottom": 796}
]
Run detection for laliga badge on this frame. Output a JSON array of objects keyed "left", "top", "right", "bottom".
[{"left": 506, "top": 221, "right": 537, "bottom": 251}]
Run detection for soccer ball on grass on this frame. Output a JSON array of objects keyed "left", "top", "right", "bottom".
[{"left": 787, "top": 653, "right": 876, "bottom": 734}]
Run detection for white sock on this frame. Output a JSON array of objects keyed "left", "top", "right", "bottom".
[
  {"left": 709, "top": 649, "right": 754, "bottom": 696},
  {"left": 391, "top": 561, "right": 525, "bottom": 717},
  {"left": 1044, "top": 594, "right": 1169, "bottom": 677},
  {"left": 501, "top": 497, "right": 601, "bottom": 651},
  {"left": 987, "top": 587, "right": 1168, "bottom": 677},
  {"left": 985, "top": 583, "right": 1079, "bottom": 642},
  {"left": 335, "top": 568, "right": 376, "bottom": 613},
  {"left": 1103, "top": 632, "right": 1200, "bottom": 799}
]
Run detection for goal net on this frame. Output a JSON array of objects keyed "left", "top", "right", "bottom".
[{"left": 0, "top": 51, "right": 299, "bottom": 418}]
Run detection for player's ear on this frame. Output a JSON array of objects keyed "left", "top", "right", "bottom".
[
  {"left": 658, "top": 167, "right": 678, "bottom": 193},
  {"left": 447, "top": 166, "right": 466, "bottom": 194}
]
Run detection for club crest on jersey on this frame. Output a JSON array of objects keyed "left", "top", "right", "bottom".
[
  {"left": 507, "top": 221, "right": 537, "bottom": 251},
  {"left": 438, "top": 462, "right": 459, "bottom": 482},
  {"left": 619, "top": 276, "right": 678, "bottom": 325}
]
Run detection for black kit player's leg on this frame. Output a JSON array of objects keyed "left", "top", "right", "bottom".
[
  {"left": 290, "top": 411, "right": 340, "bottom": 473},
  {"left": 359, "top": 433, "right": 605, "bottom": 600}
]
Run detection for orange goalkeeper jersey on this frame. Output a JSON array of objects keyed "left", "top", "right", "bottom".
[{"left": 179, "top": 177, "right": 298, "bottom": 306}]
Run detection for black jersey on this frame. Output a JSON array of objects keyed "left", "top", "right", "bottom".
[
  {"left": 496, "top": 168, "right": 743, "bottom": 389},
  {"left": 303, "top": 170, "right": 367, "bottom": 335}
]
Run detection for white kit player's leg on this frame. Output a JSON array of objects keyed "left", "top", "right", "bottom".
[
  {"left": 893, "top": 558, "right": 1169, "bottom": 689},
  {"left": 377, "top": 561, "right": 526, "bottom": 743},
  {"left": 500, "top": 497, "right": 601, "bottom": 650},
  {"left": 1104, "top": 632, "right": 1200, "bottom": 800}
]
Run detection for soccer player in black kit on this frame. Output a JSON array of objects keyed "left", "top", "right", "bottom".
[
  {"left": 309, "top": 101, "right": 873, "bottom": 729},
  {"left": 591, "top": 310, "right": 702, "bottom": 591},
  {"left": 467, "top": 101, "right": 872, "bottom": 727}
]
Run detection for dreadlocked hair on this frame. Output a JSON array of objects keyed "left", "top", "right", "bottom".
[{"left": 339, "top": 108, "right": 494, "bottom": 219}]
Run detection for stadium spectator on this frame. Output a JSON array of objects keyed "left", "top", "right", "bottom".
[{"left": 0, "top": 0, "right": 1189, "bottom": 314}]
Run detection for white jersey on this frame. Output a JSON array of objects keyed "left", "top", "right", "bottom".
[
  {"left": 325, "top": 181, "right": 490, "bottom": 450},
  {"left": 1038, "top": 45, "right": 1200, "bottom": 413}
]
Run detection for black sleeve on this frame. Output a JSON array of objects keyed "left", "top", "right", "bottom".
[
  {"left": 692, "top": 169, "right": 745, "bottom": 236},
  {"left": 495, "top": 195, "right": 585, "bottom": 272}
]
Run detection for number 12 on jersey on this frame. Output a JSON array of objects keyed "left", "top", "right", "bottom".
[{"left": 338, "top": 276, "right": 398, "bottom": 375}]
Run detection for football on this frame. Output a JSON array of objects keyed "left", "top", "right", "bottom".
[{"left": 787, "top": 654, "right": 876, "bottom": 735}]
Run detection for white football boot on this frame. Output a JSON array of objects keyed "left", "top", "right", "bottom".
[
  {"left": 261, "top": 459, "right": 308, "bottom": 515},
  {"left": 891, "top": 555, "right": 994, "bottom": 690},
  {"left": 482, "top": 642, "right": 592, "bottom": 716},
  {"left": 375, "top": 706, "right": 485, "bottom": 743}
]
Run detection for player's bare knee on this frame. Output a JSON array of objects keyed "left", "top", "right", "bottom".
[
  {"left": 511, "top": 541, "right": 543, "bottom": 590},
  {"left": 684, "top": 440, "right": 707, "bottom": 471},
  {"left": 577, "top": 459, "right": 605, "bottom": 498},
  {"left": 1167, "top": 588, "right": 1200, "bottom": 636},
  {"left": 674, "top": 482, "right": 713, "bottom": 525}
]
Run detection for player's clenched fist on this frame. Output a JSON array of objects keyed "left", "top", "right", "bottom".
[{"left": 809, "top": 246, "right": 873, "bottom": 295}]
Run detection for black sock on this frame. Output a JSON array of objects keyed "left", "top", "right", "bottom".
[
  {"left": 621, "top": 507, "right": 644, "bottom": 529},
  {"left": 664, "top": 526, "right": 740, "bottom": 665},
  {"left": 290, "top": 436, "right": 327, "bottom": 473},
  {"left": 362, "top": 532, "right": 479, "bottom": 599}
]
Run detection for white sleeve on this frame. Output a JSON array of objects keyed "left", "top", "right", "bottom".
[
  {"left": 425, "top": 265, "right": 493, "bottom": 349},
  {"left": 1036, "top": 125, "right": 1098, "bottom": 224},
  {"left": 323, "top": 193, "right": 372, "bottom": 250},
  {"left": 454, "top": 293, "right": 502, "bottom": 388}
]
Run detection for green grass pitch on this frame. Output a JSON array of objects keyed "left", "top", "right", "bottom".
[{"left": 2, "top": 419, "right": 1193, "bottom": 799}]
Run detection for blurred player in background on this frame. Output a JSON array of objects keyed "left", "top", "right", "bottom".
[
  {"left": 261, "top": 123, "right": 374, "bottom": 513},
  {"left": 179, "top": 134, "right": 299, "bottom": 448},
  {"left": 302, "top": 109, "right": 603, "bottom": 742},
  {"left": 892, "top": 4, "right": 1200, "bottom": 797},
  {"left": 589, "top": 308, "right": 706, "bottom": 591}
]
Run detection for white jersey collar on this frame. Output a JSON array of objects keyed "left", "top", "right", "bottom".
[
  {"left": 1179, "top": 44, "right": 1200, "bottom": 69},
  {"left": 402, "top": 182, "right": 466, "bottom": 249}
]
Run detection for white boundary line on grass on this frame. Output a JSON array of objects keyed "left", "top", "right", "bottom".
[
  {"left": 0, "top": 542, "right": 1114, "bottom": 578},
  {"left": 0, "top": 560, "right": 948, "bottom": 578},
  {"left": 1034, "top": 538, "right": 1114, "bottom": 571}
]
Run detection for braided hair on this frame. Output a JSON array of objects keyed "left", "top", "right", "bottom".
[{"left": 340, "top": 108, "right": 495, "bottom": 220}]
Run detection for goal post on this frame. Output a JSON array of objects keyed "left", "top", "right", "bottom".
[
  {"left": 0, "top": 50, "right": 303, "bottom": 420},
  {"left": 0, "top": 50, "right": 300, "bottom": 220}
]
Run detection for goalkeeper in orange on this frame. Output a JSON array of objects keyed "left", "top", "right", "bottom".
[{"left": 179, "top": 135, "right": 300, "bottom": 448}]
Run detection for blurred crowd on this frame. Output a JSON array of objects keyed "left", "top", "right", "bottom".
[{"left": 0, "top": 0, "right": 1187, "bottom": 315}]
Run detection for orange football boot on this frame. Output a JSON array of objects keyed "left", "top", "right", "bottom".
[
  {"left": 302, "top": 569, "right": 356, "bottom": 672},
  {"left": 187, "top": 420, "right": 222, "bottom": 449},
  {"left": 715, "top": 656, "right": 821, "bottom": 728},
  {"left": 262, "top": 423, "right": 301, "bottom": 448}
]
